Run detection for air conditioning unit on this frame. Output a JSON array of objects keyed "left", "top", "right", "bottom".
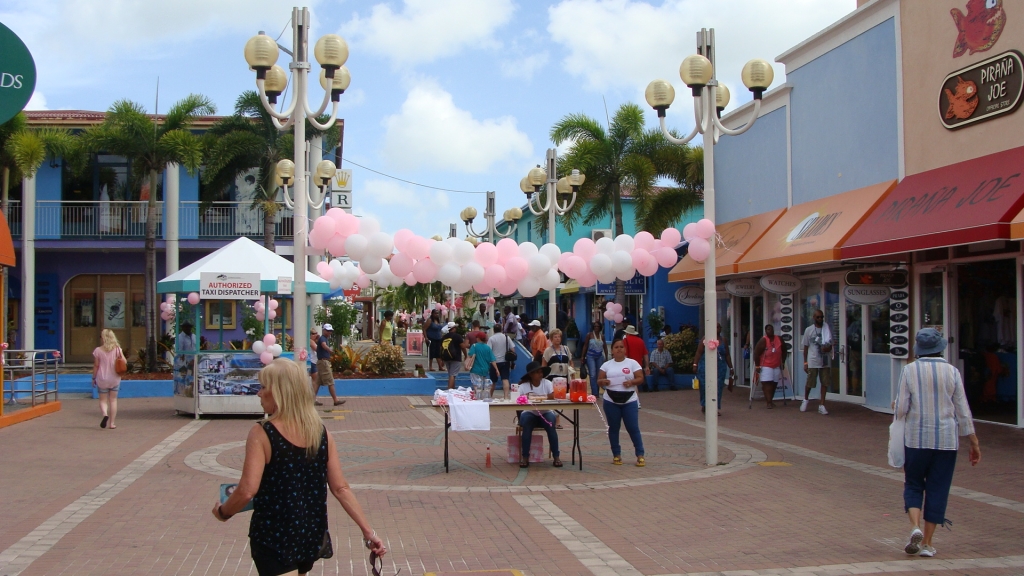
[{"left": 591, "top": 229, "right": 612, "bottom": 241}]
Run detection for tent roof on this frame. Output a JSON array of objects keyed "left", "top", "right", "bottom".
[{"left": 157, "top": 237, "right": 330, "bottom": 294}]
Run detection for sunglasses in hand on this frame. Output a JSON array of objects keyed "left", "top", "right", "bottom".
[{"left": 369, "top": 551, "right": 401, "bottom": 576}]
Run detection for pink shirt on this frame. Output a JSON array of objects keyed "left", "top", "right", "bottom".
[
  {"left": 93, "top": 347, "right": 122, "bottom": 390},
  {"left": 760, "top": 335, "right": 784, "bottom": 368}
]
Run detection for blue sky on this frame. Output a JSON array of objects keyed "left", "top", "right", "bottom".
[{"left": 3, "top": 0, "right": 855, "bottom": 238}]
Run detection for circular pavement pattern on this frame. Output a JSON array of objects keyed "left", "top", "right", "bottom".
[{"left": 184, "top": 424, "right": 766, "bottom": 493}]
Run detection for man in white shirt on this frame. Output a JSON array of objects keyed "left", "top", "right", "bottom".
[
  {"left": 801, "top": 309, "right": 833, "bottom": 415},
  {"left": 487, "top": 325, "right": 515, "bottom": 399}
]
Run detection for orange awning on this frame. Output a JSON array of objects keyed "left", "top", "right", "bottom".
[
  {"left": 736, "top": 180, "right": 896, "bottom": 274},
  {"left": 0, "top": 211, "right": 14, "bottom": 267},
  {"left": 668, "top": 208, "right": 786, "bottom": 282},
  {"left": 1011, "top": 207, "right": 1024, "bottom": 240}
]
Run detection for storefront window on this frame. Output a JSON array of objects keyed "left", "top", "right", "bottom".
[
  {"left": 132, "top": 293, "right": 145, "bottom": 327},
  {"left": 956, "top": 259, "right": 1017, "bottom": 425},
  {"left": 920, "top": 272, "right": 944, "bottom": 331},
  {"left": 73, "top": 292, "right": 97, "bottom": 327},
  {"left": 869, "top": 303, "right": 890, "bottom": 354}
]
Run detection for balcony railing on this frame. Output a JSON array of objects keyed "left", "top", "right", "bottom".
[{"left": 4, "top": 201, "right": 294, "bottom": 240}]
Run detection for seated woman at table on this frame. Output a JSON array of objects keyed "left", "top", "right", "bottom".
[{"left": 517, "top": 361, "right": 562, "bottom": 469}]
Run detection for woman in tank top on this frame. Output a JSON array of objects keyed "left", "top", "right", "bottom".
[{"left": 213, "top": 359, "right": 386, "bottom": 576}]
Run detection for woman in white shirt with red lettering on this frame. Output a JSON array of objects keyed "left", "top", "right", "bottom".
[{"left": 597, "top": 339, "right": 646, "bottom": 467}]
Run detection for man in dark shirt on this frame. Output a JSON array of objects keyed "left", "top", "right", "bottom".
[
  {"left": 315, "top": 324, "right": 345, "bottom": 406},
  {"left": 440, "top": 323, "right": 468, "bottom": 389}
]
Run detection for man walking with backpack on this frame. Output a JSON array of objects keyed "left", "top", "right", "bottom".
[{"left": 440, "top": 322, "right": 467, "bottom": 389}]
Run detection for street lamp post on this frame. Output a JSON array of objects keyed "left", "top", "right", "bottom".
[
  {"left": 522, "top": 149, "right": 585, "bottom": 332},
  {"left": 461, "top": 191, "right": 522, "bottom": 325},
  {"left": 645, "top": 28, "right": 773, "bottom": 467},
  {"left": 244, "top": 7, "right": 350, "bottom": 358}
]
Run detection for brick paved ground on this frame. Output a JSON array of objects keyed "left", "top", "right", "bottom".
[{"left": 0, "top": 386, "right": 1021, "bottom": 576}]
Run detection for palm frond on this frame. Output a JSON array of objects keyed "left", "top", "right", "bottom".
[
  {"left": 157, "top": 130, "right": 206, "bottom": 174},
  {"left": 550, "top": 114, "right": 606, "bottom": 145},
  {"left": 7, "top": 131, "right": 45, "bottom": 176},
  {"left": 635, "top": 186, "right": 702, "bottom": 232},
  {"left": 162, "top": 94, "right": 216, "bottom": 133}
]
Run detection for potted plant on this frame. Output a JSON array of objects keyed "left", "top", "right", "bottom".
[{"left": 645, "top": 308, "right": 665, "bottom": 349}]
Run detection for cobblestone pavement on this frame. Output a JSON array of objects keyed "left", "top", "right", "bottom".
[{"left": 0, "top": 388, "right": 1021, "bottom": 576}]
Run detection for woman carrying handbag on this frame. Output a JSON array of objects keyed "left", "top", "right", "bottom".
[{"left": 92, "top": 329, "right": 126, "bottom": 429}]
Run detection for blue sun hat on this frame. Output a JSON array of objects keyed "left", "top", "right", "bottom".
[{"left": 914, "top": 328, "right": 947, "bottom": 357}]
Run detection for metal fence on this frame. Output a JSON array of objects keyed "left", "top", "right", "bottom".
[
  {"left": 3, "top": 349, "right": 60, "bottom": 407},
  {"left": 6, "top": 201, "right": 293, "bottom": 240}
]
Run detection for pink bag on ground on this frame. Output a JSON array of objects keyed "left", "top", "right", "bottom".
[{"left": 506, "top": 434, "right": 545, "bottom": 463}]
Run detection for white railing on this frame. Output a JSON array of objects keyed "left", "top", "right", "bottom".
[{"left": 5, "top": 200, "right": 293, "bottom": 239}]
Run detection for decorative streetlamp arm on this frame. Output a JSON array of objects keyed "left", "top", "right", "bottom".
[
  {"left": 304, "top": 84, "right": 334, "bottom": 118},
  {"left": 527, "top": 193, "right": 548, "bottom": 216},
  {"left": 554, "top": 194, "right": 576, "bottom": 214},
  {"left": 256, "top": 79, "right": 299, "bottom": 120},
  {"left": 307, "top": 103, "right": 339, "bottom": 131},
  {"left": 280, "top": 184, "right": 295, "bottom": 209},
  {"left": 659, "top": 117, "right": 700, "bottom": 145},
  {"left": 465, "top": 220, "right": 486, "bottom": 239},
  {"left": 711, "top": 98, "right": 762, "bottom": 136},
  {"left": 494, "top": 221, "right": 517, "bottom": 238}
]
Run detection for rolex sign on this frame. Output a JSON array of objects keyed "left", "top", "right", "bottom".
[{"left": 0, "top": 22, "right": 36, "bottom": 125}]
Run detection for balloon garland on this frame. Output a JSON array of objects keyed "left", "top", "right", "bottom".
[{"left": 309, "top": 207, "right": 716, "bottom": 295}]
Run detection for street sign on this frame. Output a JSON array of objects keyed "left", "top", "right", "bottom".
[
  {"left": 331, "top": 169, "right": 353, "bottom": 191},
  {"left": 845, "top": 270, "right": 908, "bottom": 287},
  {"left": 200, "top": 272, "right": 261, "bottom": 299},
  {"left": 331, "top": 190, "right": 352, "bottom": 211},
  {"left": 276, "top": 276, "right": 292, "bottom": 295},
  {"left": 0, "top": 22, "right": 36, "bottom": 125},
  {"left": 596, "top": 272, "right": 646, "bottom": 295}
]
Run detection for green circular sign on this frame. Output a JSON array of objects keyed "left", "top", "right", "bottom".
[{"left": 0, "top": 22, "right": 36, "bottom": 125}]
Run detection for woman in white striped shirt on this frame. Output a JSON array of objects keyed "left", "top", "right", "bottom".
[{"left": 894, "top": 328, "right": 981, "bottom": 558}]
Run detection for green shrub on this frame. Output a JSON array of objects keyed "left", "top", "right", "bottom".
[
  {"left": 363, "top": 343, "right": 406, "bottom": 376},
  {"left": 663, "top": 326, "right": 699, "bottom": 372}
]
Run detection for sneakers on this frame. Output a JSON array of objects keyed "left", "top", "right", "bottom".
[
  {"left": 314, "top": 401, "right": 324, "bottom": 406},
  {"left": 818, "top": 405, "right": 829, "bottom": 415},
  {"left": 904, "top": 527, "right": 924, "bottom": 555},
  {"left": 800, "top": 399, "right": 809, "bottom": 412},
  {"left": 636, "top": 456, "right": 646, "bottom": 467},
  {"left": 612, "top": 456, "right": 622, "bottom": 465},
  {"left": 919, "top": 545, "right": 936, "bottom": 557}
]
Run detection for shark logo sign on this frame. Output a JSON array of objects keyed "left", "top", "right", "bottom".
[{"left": 200, "top": 272, "right": 261, "bottom": 299}]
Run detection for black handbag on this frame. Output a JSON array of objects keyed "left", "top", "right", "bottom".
[
  {"left": 579, "top": 362, "right": 589, "bottom": 379},
  {"left": 504, "top": 336, "right": 517, "bottom": 362}
]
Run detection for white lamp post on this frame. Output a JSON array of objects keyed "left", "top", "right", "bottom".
[
  {"left": 244, "top": 7, "right": 350, "bottom": 357},
  {"left": 461, "top": 192, "right": 522, "bottom": 326},
  {"left": 645, "top": 28, "right": 773, "bottom": 467},
  {"left": 523, "top": 149, "right": 585, "bottom": 332}
]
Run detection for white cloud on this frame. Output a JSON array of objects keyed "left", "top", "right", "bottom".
[
  {"left": 361, "top": 179, "right": 449, "bottom": 211},
  {"left": 500, "top": 52, "right": 550, "bottom": 80},
  {"left": 341, "top": 0, "right": 515, "bottom": 67},
  {"left": 25, "top": 92, "right": 48, "bottom": 110},
  {"left": 548, "top": 0, "right": 855, "bottom": 98},
  {"left": 381, "top": 80, "right": 533, "bottom": 174}
]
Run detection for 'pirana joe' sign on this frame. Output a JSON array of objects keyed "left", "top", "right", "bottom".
[{"left": 939, "top": 50, "right": 1023, "bottom": 129}]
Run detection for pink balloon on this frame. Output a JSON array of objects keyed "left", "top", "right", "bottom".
[
  {"left": 404, "top": 273, "right": 417, "bottom": 286},
  {"left": 613, "top": 313, "right": 624, "bottom": 323},
  {"left": 653, "top": 247, "right": 678, "bottom": 268},
  {"left": 412, "top": 258, "right": 437, "bottom": 283},
  {"left": 187, "top": 292, "right": 200, "bottom": 305},
  {"left": 612, "top": 303, "right": 623, "bottom": 313},
  {"left": 393, "top": 229, "right": 415, "bottom": 253},
  {"left": 255, "top": 300, "right": 265, "bottom": 312},
  {"left": 495, "top": 238, "right": 519, "bottom": 264},
  {"left": 255, "top": 311, "right": 265, "bottom": 321},
  {"left": 308, "top": 227, "right": 326, "bottom": 250},
  {"left": 661, "top": 227, "right": 682, "bottom": 246},
  {"left": 504, "top": 256, "right": 529, "bottom": 281},
  {"left": 407, "top": 237, "right": 431, "bottom": 260},
  {"left": 475, "top": 242, "right": 499, "bottom": 267},
  {"left": 473, "top": 281, "right": 493, "bottom": 295},
  {"left": 338, "top": 211, "right": 360, "bottom": 235},
  {"left": 263, "top": 333, "right": 276, "bottom": 346},
  {"left": 389, "top": 252, "right": 415, "bottom": 277},
  {"left": 268, "top": 299, "right": 279, "bottom": 310},
  {"left": 484, "top": 264, "right": 507, "bottom": 286},
  {"left": 631, "top": 249, "right": 655, "bottom": 276},
  {"left": 604, "top": 310, "right": 615, "bottom": 320},
  {"left": 695, "top": 218, "right": 716, "bottom": 240},
  {"left": 562, "top": 255, "right": 587, "bottom": 278},
  {"left": 634, "top": 231, "right": 656, "bottom": 251},
  {"left": 356, "top": 274, "right": 371, "bottom": 288},
  {"left": 260, "top": 351, "right": 274, "bottom": 365},
  {"left": 573, "top": 238, "right": 597, "bottom": 261},
  {"left": 268, "top": 309, "right": 277, "bottom": 320},
  {"left": 160, "top": 311, "right": 171, "bottom": 321},
  {"left": 688, "top": 237, "right": 711, "bottom": 262},
  {"left": 317, "top": 261, "right": 333, "bottom": 279},
  {"left": 326, "top": 207, "right": 346, "bottom": 222},
  {"left": 683, "top": 222, "right": 698, "bottom": 241},
  {"left": 327, "top": 235, "right": 347, "bottom": 257},
  {"left": 498, "top": 276, "right": 519, "bottom": 295},
  {"left": 577, "top": 269, "right": 598, "bottom": 287},
  {"left": 313, "top": 215, "right": 336, "bottom": 236},
  {"left": 486, "top": 296, "right": 496, "bottom": 305}
]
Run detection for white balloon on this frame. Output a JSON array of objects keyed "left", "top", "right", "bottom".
[
  {"left": 528, "top": 254, "right": 552, "bottom": 278},
  {"left": 251, "top": 341, "right": 266, "bottom": 355},
  {"left": 539, "top": 268, "right": 560, "bottom": 290},
  {"left": 461, "top": 261, "right": 485, "bottom": 285},
  {"left": 345, "top": 234, "right": 369, "bottom": 260},
  {"left": 341, "top": 261, "right": 359, "bottom": 285},
  {"left": 518, "top": 277, "right": 541, "bottom": 297},
  {"left": 595, "top": 236, "right": 615, "bottom": 255},
  {"left": 452, "top": 278, "right": 475, "bottom": 294},
  {"left": 429, "top": 241, "right": 454, "bottom": 266},
  {"left": 269, "top": 344, "right": 283, "bottom": 357},
  {"left": 518, "top": 241, "right": 539, "bottom": 259},
  {"left": 437, "top": 262, "right": 462, "bottom": 286},
  {"left": 360, "top": 257, "right": 383, "bottom": 275},
  {"left": 329, "top": 259, "right": 344, "bottom": 278},
  {"left": 611, "top": 250, "right": 634, "bottom": 276},
  {"left": 613, "top": 234, "right": 635, "bottom": 253},
  {"left": 539, "top": 243, "right": 561, "bottom": 267},
  {"left": 597, "top": 270, "right": 618, "bottom": 284},
  {"left": 452, "top": 240, "right": 475, "bottom": 265},
  {"left": 360, "top": 217, "right": 381, "bottom": 237},
  {"left": 367, "top": 232, "right": 394, "bottom": 258},
  {"left": 616, "top": 265, "right": 636, "bottom": 281},
  {"left": 330, "top": 277, "right": 343, "bottom": 290},
  {"left": 590, "top": 253, "right": 613, "bottom": 276}
]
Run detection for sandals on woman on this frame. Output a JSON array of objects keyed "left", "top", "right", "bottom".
[
  {"left": 552, "top": 457, "right": 563, "bottom": 467},
  {"left": 519, "top": 459, "right": 529, "bottom": 469}
]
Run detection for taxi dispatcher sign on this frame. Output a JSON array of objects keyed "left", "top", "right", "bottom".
[{"left": 199, "top": 272, "right": 261, "bottom": 299}]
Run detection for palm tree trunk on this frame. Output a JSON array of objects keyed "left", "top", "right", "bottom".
[
  {"left": 263, "top": 202, "right": 275, "bottom": 251},
  {"left": 145, "top": 169, "right": 160, "bottom": 372},
  {"left": 612, "top": 182, "right": 626, "bottom": 310}
]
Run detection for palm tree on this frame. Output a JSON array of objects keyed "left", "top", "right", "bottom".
[
  {"left": 549, "top": 102, "right": 702, "bottom": 305},
  {"left": 84, "top": 95, "right": 215, "bottom": 372},
  {"left": 0, "top": 113, "right": 29, "bottom": 217},
  {"left": 202, "top": 91, "right": 340, "bottom": 251}
]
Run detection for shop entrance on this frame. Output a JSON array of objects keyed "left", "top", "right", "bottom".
[
  {"left": 954, "top": 259, "right": 1017, "bottom": 425},
  {"left": 65, "top": 274, "right": 146, "bottom": 363},
  {"left": 799, "top": 274, "right": 863, "bottom": 402},
  {"left": 733, "top": 295, "right": 764, "bottom": 387}
]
